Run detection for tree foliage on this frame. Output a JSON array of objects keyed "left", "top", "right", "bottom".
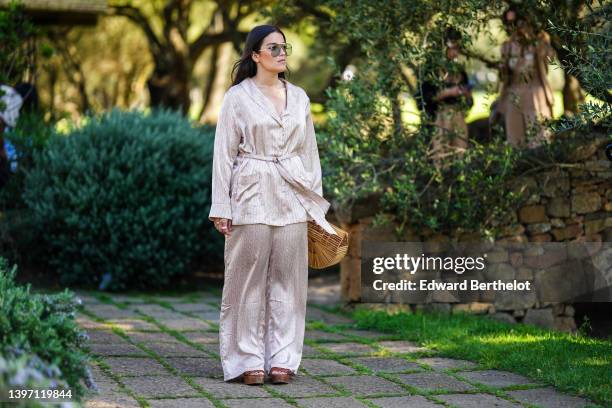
[
  {"left": 0, "top": 1, "right": 36, "bottom": 87},
  {"left": 107, "top": 0, "right": 268, "bottom": 113},
  {"left": 272, "top": 0, "right": 610, "bottom": 238}
]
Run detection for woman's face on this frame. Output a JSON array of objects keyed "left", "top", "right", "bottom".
[
  {"left": 446, "top": 41, "right": 460, "bottom": 60},
  {"left": 252, "top": 32, "right": 288, "bottom": 74}
]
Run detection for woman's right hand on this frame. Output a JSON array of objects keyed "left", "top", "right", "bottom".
[{"left": 211, "top": 217, "right": 232, "bottom": 236}]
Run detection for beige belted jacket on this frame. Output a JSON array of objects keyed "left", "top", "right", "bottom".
[{"left": 208, "top": 76, "right": 335, "bottom": 234}]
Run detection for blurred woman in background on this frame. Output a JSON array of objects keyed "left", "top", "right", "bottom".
[
  {"left": 420, "top": 28, "right": 473, "bottom": 168},
  {"left": 497, "top": 6, "right": 555, "bottom": 148}
]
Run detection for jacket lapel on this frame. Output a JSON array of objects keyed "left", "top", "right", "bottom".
[{"left": 241, "top": 76, "right": 289, "bottom": 126}]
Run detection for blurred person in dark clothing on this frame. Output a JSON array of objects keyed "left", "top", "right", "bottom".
[{"left": 419, "top": 28, "right": 473, "bottom": 169}]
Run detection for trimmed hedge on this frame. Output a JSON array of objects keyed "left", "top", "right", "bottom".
[{"left": 22, "top": 109, "right": 219, "bottom": 290}]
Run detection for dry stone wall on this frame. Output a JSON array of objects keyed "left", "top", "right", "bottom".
[{"left": 338, "top": 138, "right": 611, "bottom": 332}]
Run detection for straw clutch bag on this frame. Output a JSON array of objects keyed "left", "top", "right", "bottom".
[{"left": 307, "top": 220, "right": 349, "bottom": 269}]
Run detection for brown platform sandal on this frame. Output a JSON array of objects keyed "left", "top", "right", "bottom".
[
  {"left": 269, "top": 367, "right": 295, "bottom": 384},
  {"left": 242, "top": 370, "right": 265, "bottom": 385}
]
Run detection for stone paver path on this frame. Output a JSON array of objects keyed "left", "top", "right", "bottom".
[{"left": 76, "top": 290, "right": 599, "bottom": 408}]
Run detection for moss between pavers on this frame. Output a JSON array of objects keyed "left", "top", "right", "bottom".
[
  {"left": 303, "top": 323, "right": 529, "bottom": 408},
  {"left": 120, "top": 375, "right": 200, "bottom": 399},
  {"left": 414, "top": 357, "right": 478, "bottom": 371},
  {"left": 89, "top": 342, "right": 149, "bottom": 357},
  {"left": 300, "top": 359, "right": 358, "bottom": 376},
  {"left": 192, "top": 377, "right": 271, "bottom": 398},
  {"left": 298, "top": 330, "right": 508, "bottom": 405},
  {"left": 323, "top": 374, "right": 409, "bottom": 397},
  {"left": 81, "top": 299, "right": 225, "bottom": 408},
  {"left": 80, "top": 292, "right": 573, "bottom": 408},
  {"left": 145, "top": 397, "right": 216, "bottom": 408},
  {"left": 93, "top": 358, "right": 149, "bottom": 408},
  {"left": 349, "top": 308, "right": 611, "bottom": 406},
  {"left": 362, "top": 395, "right": 440, "bottom": 408},
  {"left": 348, "top": 356, "right": 424, "bottom": 374}
]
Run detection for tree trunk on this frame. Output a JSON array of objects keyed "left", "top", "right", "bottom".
[
  {"left": 392, "top": 91, "right": 404, "bottom": 136},
  {"left": 48, "top": 68, "right": 58, "bottom": 121},
  {"left": 147, "top": 55, "right": 191, "bottom": 114},
  {"left": 196, "top": 44, "right": 221, "bottom": 122},
  {"left": 562, "top": 73, "right": 584, "bottom": 115},
  {"left": 122, "top": 64, "right": 139, "bottom": 108}
]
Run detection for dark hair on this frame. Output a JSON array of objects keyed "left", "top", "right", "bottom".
[
  {"left": 231, "top": 25, "right": 289, "bottom": 87},
  {"left": 444, "top": 27, "right": 462, "bottom": 43},
  {"left": 502, "top": 5, "right": 526, "bottom": 27}
]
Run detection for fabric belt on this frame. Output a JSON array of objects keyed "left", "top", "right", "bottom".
[{"left": 237, "top": 152, "right": 336, "bottom": 235}]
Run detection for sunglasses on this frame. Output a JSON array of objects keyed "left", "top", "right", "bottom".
[{"left": 259, "top": 43, "right": 292, "bottom": 57}]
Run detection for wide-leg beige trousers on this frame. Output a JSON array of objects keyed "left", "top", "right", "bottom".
[{"left": 219, "top": 222, "right": 308, "bottom": 381}]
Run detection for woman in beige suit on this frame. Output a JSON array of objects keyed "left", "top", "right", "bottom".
[{"left": 208, "top": 25, "right": 334, "bottom": 385}]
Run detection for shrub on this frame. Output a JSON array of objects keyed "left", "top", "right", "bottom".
[
  {"left": 0, "top": 258, "right": 93, "bottom": 401},
  {"left": 0, "top": 353, "right": 71, "bottom": 407},
  {"left": 320, "top": 77, "right": 523, "bottom": 239},
  {"left": 22, "top": 109, "right": 220, "bottom": 290},
  {"left": 271, "top": 1, "right": 611, "bottom": 238}
]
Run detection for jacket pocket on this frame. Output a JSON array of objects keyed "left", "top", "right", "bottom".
[{"left": 234, "top": 172, "right": 261, "bottom": 213}]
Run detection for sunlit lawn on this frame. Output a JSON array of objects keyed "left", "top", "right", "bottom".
[{"left": 352, "top": 308, "right": 612, "bottom": 406}]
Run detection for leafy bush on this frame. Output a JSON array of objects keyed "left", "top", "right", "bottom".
[
  {"left": 272, "top": 0, "right": 611, "bottom": 238},
  {"left": 22, "top": 109, "right": 219, "bottom": 290},
  {"left": 320, "top": 76, "right": 523, "bottom": 238},
  {"left": 547, "top": 4, "right": 611, "bottom": 133},
  {"left": 0, "top": 353, "right": 72, "bottom": 408},
  {"left": 0, "top": 258, "right": 92, "bottom": 401}
]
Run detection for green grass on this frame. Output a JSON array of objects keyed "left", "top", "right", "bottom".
[{"left": 351, "top": 308, "right": 611, "bottom": 406}]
